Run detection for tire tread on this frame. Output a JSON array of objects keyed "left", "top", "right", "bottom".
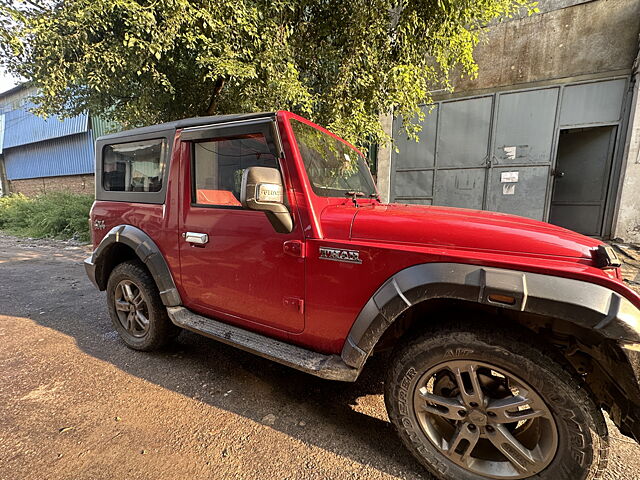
[
  {"left": 106, "top": 260, "right": 178, "bottom": 351},
  {"left": 384, "top": 321, "right": 609, "bottom": 480}
]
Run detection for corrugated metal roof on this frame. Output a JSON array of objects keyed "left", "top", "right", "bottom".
[
  {"left": 2, "top": 106, "right": 88, "bottom": 149},
  {"left": 4, "top": 132, "right": 95, "bottom": 180}
]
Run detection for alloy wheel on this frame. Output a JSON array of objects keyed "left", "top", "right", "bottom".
[
  {"left": 114, "top": 280, "right": 150, "bottom": 338},
  {"left": 412, "top": 360, "right": 558, "bottom": 479}
]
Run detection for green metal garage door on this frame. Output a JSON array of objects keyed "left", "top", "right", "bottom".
[{"left": 391, "top": 78, "right": 628, "bottom": 234}]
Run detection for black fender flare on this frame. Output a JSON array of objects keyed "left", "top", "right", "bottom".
[
  {"left": 84, "top": 225, "right": 182, "bottom": 306},
  {"left": 340, "top": 262, "right": 640, "bottom": 369}
]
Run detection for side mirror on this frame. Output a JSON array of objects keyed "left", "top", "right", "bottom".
[{"left": 241, "top": 166, "right": 293, "bottom": 233}]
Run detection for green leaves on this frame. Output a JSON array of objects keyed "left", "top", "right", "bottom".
[{"left": 0, "top": 0, "right": 534, "bottom": 147}]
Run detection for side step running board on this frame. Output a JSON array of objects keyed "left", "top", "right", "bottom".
[{"left": 167, "top": 307, "right": 359, "bottom": 382}]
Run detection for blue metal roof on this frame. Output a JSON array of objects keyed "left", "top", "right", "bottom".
[
  {"left": 2, "top": 106, "right": 88, "bottom": 149},
  {"left": 4, "top": 132, "right": 95, "bottom": 180}
]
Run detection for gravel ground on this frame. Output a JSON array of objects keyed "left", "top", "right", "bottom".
[
  {"left": 1, "top": 233, "right": 639, "bottom": 480},
  {"left": 611, "top": 242, "right": 640, "bottom": 295}
]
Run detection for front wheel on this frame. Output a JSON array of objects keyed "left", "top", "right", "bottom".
[{"left": 384, "top": 325, "right": 608, "bottom": 480}]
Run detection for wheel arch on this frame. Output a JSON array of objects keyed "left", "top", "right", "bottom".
[
  {"left": 341, "top": 263, "right": 639, "bottom": 368},
  {"left": 340, "top": 262, "right": 640, "bottom": 441},
  {"left": 85, "top": 224, "right": 181, "bottom": 306}
]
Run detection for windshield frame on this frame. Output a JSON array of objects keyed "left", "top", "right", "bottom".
[{"left": 288, "top": 118, "right": 378, "bottom": 200}]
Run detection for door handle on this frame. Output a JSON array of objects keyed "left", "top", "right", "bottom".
[{"left": 183, "top": 232, "right": 209, "bottom": 245}]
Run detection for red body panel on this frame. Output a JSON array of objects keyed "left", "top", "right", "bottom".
[
  {"left": 351, "top": 203, "right": 601, "bottom": 260},
  {"left": 91, "top": 135, "right": 183, "bottom": 281},
  {"left": 299, "top": 236, "right": 639, "bottom": 354},
  {"left": 176, "top": 136, "right": 306, "bottom": 335},
  {"left": 91, "top": 110, "right": 640, "bottom": 357}
]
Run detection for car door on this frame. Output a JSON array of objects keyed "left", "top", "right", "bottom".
[{"left": 178, "top": 118, "right": 305, "bottom": 333}]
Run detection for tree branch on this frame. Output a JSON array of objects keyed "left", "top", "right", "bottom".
[
  {"left": 20, "top": 0, "right": 48, "bottom": 13},
  {"left": 205, "top": 77, "right": 226, "bottom": 116}
]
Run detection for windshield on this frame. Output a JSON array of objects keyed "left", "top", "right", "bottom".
[{"left": 290, "top": 119, "right": 377, "bottom": 198}]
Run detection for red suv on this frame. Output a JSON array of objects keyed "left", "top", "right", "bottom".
[{"left": 85, "top": 111, "right": 640, "bottom": 480}]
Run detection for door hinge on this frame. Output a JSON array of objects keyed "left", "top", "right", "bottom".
[
  {"left": 283, "top": 240, "right": 305, "bottom": 258},
  {"left": 283, "top": 296, "right": 304, "bottom": 314}
]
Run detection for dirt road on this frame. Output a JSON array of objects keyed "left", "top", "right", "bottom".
[{"left": 1, "top": 234, "right": 639, "bottom": 480}]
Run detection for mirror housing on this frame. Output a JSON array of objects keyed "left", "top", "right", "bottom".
[{"left": 241, "top": 167, "right": 293, "bottom": 233}]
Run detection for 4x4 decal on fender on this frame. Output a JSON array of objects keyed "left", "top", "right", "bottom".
[{"left": 319, "top": 247, "right": 362, "bottom": 264}]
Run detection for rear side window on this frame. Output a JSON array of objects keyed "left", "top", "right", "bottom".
[
  {"left": 192, "top": 133, "right": 278, "bottom": 207},
  {"left": 103, "top": 139, "right": 167, "bottom": 192}
]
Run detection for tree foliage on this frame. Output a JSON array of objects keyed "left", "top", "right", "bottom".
[{"left": 0, "top": 0, "right": 535, "bottom": 147}]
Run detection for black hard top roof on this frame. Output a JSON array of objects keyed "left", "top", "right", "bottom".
[{"left": 97, "top": 111, "right": 276, "bottom": 142}]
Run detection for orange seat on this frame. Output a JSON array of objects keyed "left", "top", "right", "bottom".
[{"left": 196, "top": 189, "right": 242, "bottom": 206}]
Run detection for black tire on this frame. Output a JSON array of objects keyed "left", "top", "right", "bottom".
[
  {"left": 385, "top": 324, "right": 608, "bottom": 480},
  {"left": 106, "top": 260, "right": 178, "bottom": 351}
]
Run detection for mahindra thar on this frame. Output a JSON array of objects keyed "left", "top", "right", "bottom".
[{"left": 85, "top": 111, "right": 640, "bottom": 480}]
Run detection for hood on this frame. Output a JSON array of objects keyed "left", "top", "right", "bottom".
[{"left": 346, "top": 203, "right": 602, "bottom": 260}]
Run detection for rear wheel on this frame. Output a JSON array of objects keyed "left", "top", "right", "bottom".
[
  {"left": 106, "top": 260, "right": 178, "bottom": 350},
  {"left": 384, "top": 325, "right": 608, "bottom": 480}
]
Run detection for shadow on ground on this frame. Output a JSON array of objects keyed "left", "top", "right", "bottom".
[{"left": 0, "top": 239, "right": 429, "bottom": 479}]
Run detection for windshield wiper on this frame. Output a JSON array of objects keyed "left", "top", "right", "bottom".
[{"left": 345, "top": 191, "right": 365, "bottom": 207}]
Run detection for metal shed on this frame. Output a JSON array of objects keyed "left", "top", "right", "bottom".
[{"left": 0, "top": 106, "right": 94, "bottom": 181}]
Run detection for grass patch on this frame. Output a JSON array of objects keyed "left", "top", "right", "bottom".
[{"left": 0, "top": 192, "right": 93, "bottom": 242}]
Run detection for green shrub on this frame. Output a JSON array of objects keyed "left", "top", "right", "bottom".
[
  {"left": 0, "top": 192, "right": 93, "bottom": 242},
  {"left": 0, "top": 194, "right": 36, "bottom": 230}
]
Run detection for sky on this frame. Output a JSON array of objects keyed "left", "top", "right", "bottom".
[{"left": 0, "top": 69, "right": 21, "bottom": 94}]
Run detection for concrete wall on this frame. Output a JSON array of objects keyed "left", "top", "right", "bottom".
[
  {"left": 614, "top": 67, "right": 640, "bottom": 243},
  {"left": 0, "top": 84, "right": 35, "bottom": 112},
  {"left": 9, "top": 174, "right": 95, "bottom": 197},
  {"left": 448, "top": 0, "right": 640, "bottom": 96},
  {"left": 377, "top": 113, "right": 393, "bottom": 202}
]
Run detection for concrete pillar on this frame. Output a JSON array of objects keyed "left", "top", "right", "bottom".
[
  {"left": 0, "top": 155, "right": 7, "bottom": 196},
  {"left": 614, "top": 56, "right": 640, "bottom": 243},
  {"left": 376, "top": 112, "right": 393, "bottom": 203}
]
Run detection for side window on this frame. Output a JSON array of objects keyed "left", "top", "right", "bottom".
[
  {"left": 192, "top": 133, "right": 278, "bottom": 207},
  {"left": 103, "top": 139, "right": 166, "bottom": 192}
]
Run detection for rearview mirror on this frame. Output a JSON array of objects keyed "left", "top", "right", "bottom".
[{"left": 241, "top": 167, "right": 293, "bottom": 233}]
